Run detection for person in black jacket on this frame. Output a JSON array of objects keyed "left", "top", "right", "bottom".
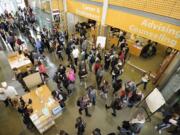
[
  {"left": 112, "top": 78, "right": 122, "bottom": 94},
  {"left": 105, "top": 97, "right": 122, "bottom": 116},
  {"left": 155, "top": 114, "right": 173, "bottom": 134},
  {"left": 75, "top": 116, "right": 86, "bottom": 135},
  {"left": 56, "top": 44, "right": 64, "bottom": 60}
]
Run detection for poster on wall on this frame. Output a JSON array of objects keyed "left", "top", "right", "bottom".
[
  {"left": 52, "top": 10, "right": 60, "bottom": 23},
  {"left": 96, "top": 36, "right": 106, "bottom": 49}
]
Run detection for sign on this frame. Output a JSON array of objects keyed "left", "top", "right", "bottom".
[
  {"left": 96, "top": 36, "right": 106, "bottom": 49},
  {"left": 146, "top": 88, "right": 166, "bottom": 113},
  {"left": 106, "top": 9, "right": 180, "bottom": 50},
  {"left": 67, "top": 0, "right": 102, "bottom": 22}
]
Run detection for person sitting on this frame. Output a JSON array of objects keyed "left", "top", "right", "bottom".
[{"left": 141, "top": 40, "right": 157, "bottom": 58}]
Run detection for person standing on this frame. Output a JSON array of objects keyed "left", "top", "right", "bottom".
[
  {"left": 38, "top": 61, "right": 49, "bottom": 83},
  {"left": 75, "top": 116, "right": 86, "bottom": 135},
  {"left": 0, "top": 82, "right": 18, "bottom": 107},
  {"left": 104, "top": 52, "right": 111, "bottom": 70},
  {"left": 65, "top": 42, "right": 72, "bottom": 62},
  {"left": 56, "top": 44, "right": 64, "bottom": 60},
  {"left": 130, "top": 112, "right": 146, "bottom": 134},
  {"left": 78, "top": 60, "right": 88, "bottom": 87},
  {"left": 136, "top": 72, "right": 151, "bottom": 90},
  {"left": 81, "top": 39, "right": 88, "bottom": 52},
  {"left": 72, "top": 46, "right": 80, "bottom": 66},
  {"left": 155, "top": 114, "right": 174, "bottom": 134},
  {"left": 112, "top": 78, "right": 122, "bottom": 94},
  {"left": 7, "top": 32, "right": 16, "bottom": 51}
]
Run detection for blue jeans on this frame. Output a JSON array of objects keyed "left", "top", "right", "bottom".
[{"left": 157, "top": 122, "right": 171, "bottom": 130}]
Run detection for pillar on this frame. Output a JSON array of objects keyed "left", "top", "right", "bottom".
[
  {"left": 159, "top": 52, "right": 180, "bottom": 101},
  {"left": 63, "top": 0, "right": 68, "bottom": 32},
  {"left": 99, "top": 0, "right": 108, "bottom": 36}
]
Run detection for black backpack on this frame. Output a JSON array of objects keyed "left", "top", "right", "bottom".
[{"left": 90, "top": 55, "right": 95, "bottom": 64}]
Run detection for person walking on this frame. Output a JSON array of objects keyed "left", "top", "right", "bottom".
[
  {"left": 72, "top": 46, "right": 79, "bottom": 66},
  {"left": 88, "top": 52, "right": 95, "bottom": 72},
  {"left": 78, "top": 60, "right": 88, "bottom": 87},
  {"left": 75, "top": 116, "right": 86, "bottom": 135},
  {"left": 77, "top": 95, "right": 91, "bottom": 117},
  {"left": 96, "top": 66, "right": 104, "bottom": 89},
  {"left": 104, "top": 52, "right": 111, "bottom": 70},
  {"left": 105, "top": 96, "right": 122, "bottom": 117},
  {"left": 99, "top": 80, "right": 109, "bottom": 99},
  {"left": 87, "top": 86, "right": 97, "bottom": 106}
]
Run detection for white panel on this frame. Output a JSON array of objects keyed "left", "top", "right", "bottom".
[{"left": 146, "top": 88, "right": 166, "bottom": 113}]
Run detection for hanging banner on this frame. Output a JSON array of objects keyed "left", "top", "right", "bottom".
[
  {"left": 67, "top": 0, "right": 102, "bottom": 22},
  {"left": 106, "top": 9, "right": 180, "bottom": 50}
]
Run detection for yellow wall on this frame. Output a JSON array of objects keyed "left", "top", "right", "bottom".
[
  {"left": 106, "top": 9, "right": 180, "bottom": 50},
  {"left": 67, "top": 0, "right": 102, "bottom": 22},
  {"left": 109, "top": 0, "right": 180, "bottom": 19},
  {"left": 51, "top": 0, "right": 63, "bottom": 11},
  {"left": 52, "top": 0, "right": 59, "bottom": 10}
]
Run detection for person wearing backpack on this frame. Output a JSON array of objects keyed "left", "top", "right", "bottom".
[
  {"left": 104, "top": 52, "right": 111, "bottom": 70},
  {"left": 78, "top": 60, "right": 88, "bottom": 87},
  {"left": 75, "top": 116, "right": 86, "bottom": 135},
  {"left": 88, "top": 52, "right": 95, "bottom": 72}
]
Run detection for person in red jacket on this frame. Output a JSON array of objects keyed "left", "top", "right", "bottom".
[
  {"left": 94, "top": 60, "right": 101, "bottom": 74},
  {"left": 38, "top": 61, "right": 49, "bottom": 83}
]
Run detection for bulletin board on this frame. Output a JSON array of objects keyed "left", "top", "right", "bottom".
[
  {"left": 96, "top": 36, "right": 106, "bottom": 49},
  {"left": 145, "top": 88, "right": 166, "bottom": 113}
]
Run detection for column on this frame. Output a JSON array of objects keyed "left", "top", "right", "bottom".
[
  {"left": 63, "top": 0, "right": 68, "bottom": 31},
  {"left": 99, "top": 0, "right": 108, "bottom": 36}
]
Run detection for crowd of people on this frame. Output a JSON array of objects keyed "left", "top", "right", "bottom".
[{"left": 0, "top": 6, "right": 179, "bottom": 135}]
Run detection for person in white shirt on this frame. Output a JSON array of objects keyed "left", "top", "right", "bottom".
[
  {"left": 130, "top": 112, "right": 146, "bottom": 134},
  {"left": 0, "top": 82, "right": 18, "bottom": 107},
  {"left": 136, "top": 72, "right": 151, "bottom": 90},
  {"left": 72, "top": 46, "right": 79, "bottom": 66}
]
